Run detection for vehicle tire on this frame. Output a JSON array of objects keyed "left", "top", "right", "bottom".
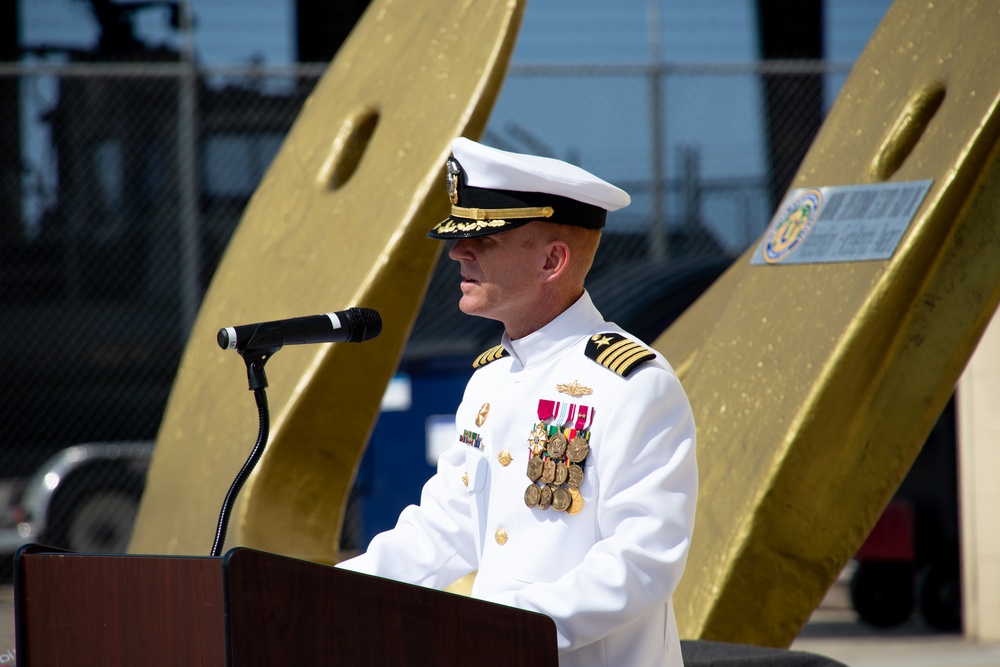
[
  {"left": 849, "top": 561, "right": 915, "bottom": 628},
  {"left": 46, "top": 475, "right": 143, "bottom": 553},
  {"left": 918, "top": 557, "right": 962, "bottom": 632}
]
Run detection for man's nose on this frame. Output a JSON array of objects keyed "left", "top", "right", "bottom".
[{"left": 448, "top": 239, "right": 473, "bottom": 260}]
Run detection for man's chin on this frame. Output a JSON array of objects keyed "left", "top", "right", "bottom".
[
  {"left": 457, "top": 297, "right": 500, "bottom": 322},
  {"left": 457, "top": 298, "right": 482, "bottom": 317}
]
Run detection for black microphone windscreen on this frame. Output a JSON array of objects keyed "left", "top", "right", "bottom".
[{"left": 346, "top": 307, "right": 383, "bottom": 343}]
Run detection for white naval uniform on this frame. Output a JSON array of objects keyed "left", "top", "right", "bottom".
[{"left": 339, "top": 291, "right": 698, "bottom": 667}]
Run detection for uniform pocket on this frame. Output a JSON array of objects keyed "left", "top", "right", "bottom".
[
  {"left": 511, "top": 464, "right": 598, "bottom": 584},
  {"left": 465, "top": 447, "right": 488, "bottom": 494}
]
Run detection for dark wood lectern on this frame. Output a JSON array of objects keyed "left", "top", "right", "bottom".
[{"left": 14, "top": 544, "right": 558, "bottom": 666}]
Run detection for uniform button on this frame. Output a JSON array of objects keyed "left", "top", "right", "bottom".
[
  {"left": 497, "top": 449, "right": 512, "bottom": 466},
  {"left": 462, "top": 471, "right": 469, "bottom": 486},
  {"left": 494, "top": 528, "right": 508, "bottom": 545}
]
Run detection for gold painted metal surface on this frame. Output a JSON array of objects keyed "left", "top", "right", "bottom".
[
  {"left": 662, "top": 0, "right": 1000, "bottom": 646},
  {"left": 129, "top": 0, "right": 525, "bottom": 562}
]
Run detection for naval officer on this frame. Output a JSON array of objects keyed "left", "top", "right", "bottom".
[{"left": 339, "top": 137, "right": 698, "bottom": 667}]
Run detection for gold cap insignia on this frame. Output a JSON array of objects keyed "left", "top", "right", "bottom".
[{"left": 446, "top": 159, "right": 460, "bottom": 205}]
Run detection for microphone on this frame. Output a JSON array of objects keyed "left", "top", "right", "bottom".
[{"left": 217, "top": 308, "right": 382, "bottom": 353}]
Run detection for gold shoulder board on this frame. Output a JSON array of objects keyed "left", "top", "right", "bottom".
[
  {"left": 473, "top": 344, "right": 509, "bottom": 369},
  {"left": 585, "top": 333, "right": 655, "bottom": 377}
]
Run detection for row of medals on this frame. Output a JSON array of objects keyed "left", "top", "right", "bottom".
[{"left": 524, "top": 423, "right": 589, "bottom": 514}]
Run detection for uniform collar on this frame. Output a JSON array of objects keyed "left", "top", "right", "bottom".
[{"left": 503, "top": 291, "right": 603, "bottom": 368}]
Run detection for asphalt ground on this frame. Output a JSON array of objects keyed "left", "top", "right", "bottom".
[{"left": 2, "top": 573, "right": 999, "bottom": 666}]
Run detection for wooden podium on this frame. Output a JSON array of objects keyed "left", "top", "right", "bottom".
[{"left": 13, "top": 544, "right": 558, "bottom": 666}]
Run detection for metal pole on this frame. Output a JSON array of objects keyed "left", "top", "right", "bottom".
[
  {"left": 177, "top": 1, "right": 201, "bottom": 340},
  {"left": 648, "top": 2, "right": 667, "bottom": 261}
]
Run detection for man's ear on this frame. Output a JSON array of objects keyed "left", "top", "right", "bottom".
[{"left": 540, "top": 240, "right": 571, "bottom": 283}]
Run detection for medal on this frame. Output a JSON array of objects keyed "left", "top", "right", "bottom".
[
  {"left": 527, "top": 423, "right": 548, "bottom": 454},
  {"left": 551, "top": 486, "right": 571, "bottom": 512},
  {"left": 568, "top": 487, "right": 584, "bottom": 514},
  {"left": 546, "top": 432, "right": 568, "bottom": 458},
  {"left": 536, "top": 399, "right": 558, "bottom": 422},
  {"left": 553, "top": 401, "right": 572, "bottom": 428},
  {"left": 567, "top": 435, "right": 590, "bottom": 463},
  {"left": 524, "top": 399, "right": 595, "bottom": 514},
  {"left": 554, "top": 460, "right": 568, "bottom": 485},
  {"left": 538, "top": 485, "right": 553, "bottom": 510},
  {"left": 567, "top": 463, "right": 584, "bottom": 488},
  {"left": 526, "top": 454, "right": 543, "bottom": 482},
  {"left": 540, "top": 458, "right": 556, "bottom": 484},
  {"left": 524, "top": 484, "right": 540, "bottom": 508}
]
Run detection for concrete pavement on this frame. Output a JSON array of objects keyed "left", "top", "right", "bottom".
[{"left": 791, "top": 576, "right": 1000, "bottom": 667}]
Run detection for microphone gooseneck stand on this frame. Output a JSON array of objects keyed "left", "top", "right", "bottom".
[
  {"left": 210, "top": 306, "right": 383, "bottom": 557},
  {"left": 211, "top": 350, "right": 272, "bottom": 558}
]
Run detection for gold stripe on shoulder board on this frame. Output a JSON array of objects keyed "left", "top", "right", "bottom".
[
  {"left": 585, "top": 333, "right": 655, "bottom": 377},
  {"left": 473, "top": 344, "right": 509, "bottom": 369}
]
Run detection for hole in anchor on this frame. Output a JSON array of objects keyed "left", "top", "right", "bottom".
[
  {"left": 871, "top": 82, "right": 945, "bottom": 181},
  {"left": 318, "top": 108, "right": 380, "bottom": 191}
]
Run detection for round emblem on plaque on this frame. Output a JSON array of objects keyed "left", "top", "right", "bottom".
[{"left": 763, "top": 188, "right": 822, "bottom": 264}]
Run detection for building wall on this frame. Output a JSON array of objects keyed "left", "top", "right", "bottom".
[{"left": 958, "top": 307, "right": 1000, "bottom": 640}]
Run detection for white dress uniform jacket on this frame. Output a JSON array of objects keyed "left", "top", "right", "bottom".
[{"left": 339, "top": 292, "right": 698, "bottom": 666}]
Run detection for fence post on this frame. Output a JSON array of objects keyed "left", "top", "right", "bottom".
[
  {"left": 177, "top": 1, "right": 201, "bottom": 340},
  {"left": 648, "top": 3, "right": 667, "bottom": 261}
]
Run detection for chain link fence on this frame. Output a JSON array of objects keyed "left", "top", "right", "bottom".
[{"left": 0, "top": 57, "right": 848, "bottom": 555}]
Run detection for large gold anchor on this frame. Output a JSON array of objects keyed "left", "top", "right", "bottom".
[
  {"left": 130, "top": 0, "right": 526, "bottom": 564},
  {"left": 663, "top": 0, "right": 1000, "bottom": 645}
]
